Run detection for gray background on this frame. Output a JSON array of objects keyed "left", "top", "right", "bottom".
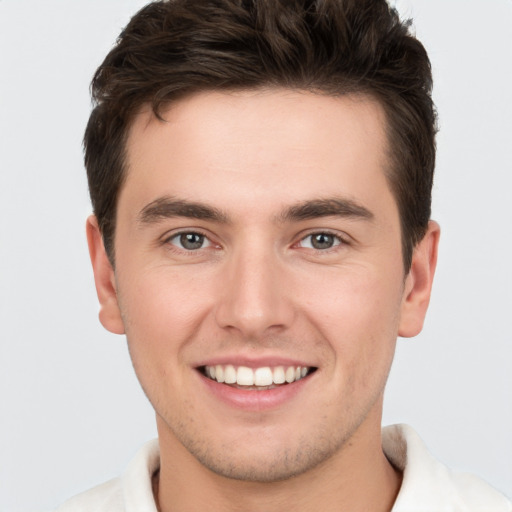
[{"left": 1, "top": 0, "right": 511, "bottom": 510}]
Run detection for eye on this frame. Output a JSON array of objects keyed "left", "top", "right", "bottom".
[
  {"left": 298, "top": 232, "right": 342, "bottom": 250},
  {"left": 168, "top": 232, "right": 211, "bottom": 251}
]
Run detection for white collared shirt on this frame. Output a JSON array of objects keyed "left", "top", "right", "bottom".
[{"left": 55, "top": 424, "right": 512, "bottom": 512}]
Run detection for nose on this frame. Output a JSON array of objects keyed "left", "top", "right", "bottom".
[{"left": 214, "top": 243, "right": 295, "bottom": 338}]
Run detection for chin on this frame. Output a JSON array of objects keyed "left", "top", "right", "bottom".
[{"left": 174, "top": 425, "right": 349, "bottom": 483}]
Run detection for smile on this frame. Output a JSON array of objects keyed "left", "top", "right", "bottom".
[{"left": 201, "top": 364, "right": 316, "bottom": 389}]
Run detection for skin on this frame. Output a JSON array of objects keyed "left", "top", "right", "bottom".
[{"left": 88, "top": 89, "right": 439, "bottom": 512}]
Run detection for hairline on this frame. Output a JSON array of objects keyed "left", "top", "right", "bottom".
[{"left": 104, "top": 86, "right": 414, "bottom": 272}]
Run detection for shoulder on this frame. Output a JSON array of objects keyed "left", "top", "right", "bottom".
[
  {"left": 53, "top": 439, "right": 160, "bottom": 512},
  {"left": 383, "top": 424, "right": 512, "bottom": 512},
  {"left": 54, "top": 478, "right": 123, "bottom": 512}
]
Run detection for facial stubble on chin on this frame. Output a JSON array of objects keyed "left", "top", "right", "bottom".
[
  {"left": 167, "top": 417, "right": 348, "bottom": 483},
  {"left": 154, "top": 384, "right": 387, "bottom": 484}
]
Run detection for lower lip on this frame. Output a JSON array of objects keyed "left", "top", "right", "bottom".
[{"left": 198, "top": 371, "right": 312, "bottom": 411}]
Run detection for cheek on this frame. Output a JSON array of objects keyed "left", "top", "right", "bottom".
[
  {"left": 117, "top": 269, "right": 216, "bottom": 415},
  {"left": 303, "top": 265, "right": 402, "bottom": 326},
  {"left": 117, "top": 268, "right": 214, "bottom": 361},
  {"left": 299, "top": 266, "right": 403, "bottom": 368}
]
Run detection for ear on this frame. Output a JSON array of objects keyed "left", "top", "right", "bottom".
[
  {"left": 86, "top": 215, "right": 125, "bottom": 335},
  {"left": 398, "top": 221, "right": 440, "bottom": 338}
]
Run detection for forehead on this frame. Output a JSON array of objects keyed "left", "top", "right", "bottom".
[{"left": 122, "top": 89, "right": 393, "bottom": 217}]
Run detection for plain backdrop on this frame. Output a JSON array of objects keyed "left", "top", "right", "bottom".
[{"left": 1, "top": 0, "right": 511, "bottom": 510}]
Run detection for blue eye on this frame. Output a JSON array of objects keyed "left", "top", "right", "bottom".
[
  {"left": 169, "top": 232, "right": 211, "bottom": 250},
  {"left": 299, "top": 233, "right": 342, "bottom": 250}
]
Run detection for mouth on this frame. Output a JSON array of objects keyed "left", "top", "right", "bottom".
[{"left": 199, "top": 364, "right": 317, "bottom": 390}]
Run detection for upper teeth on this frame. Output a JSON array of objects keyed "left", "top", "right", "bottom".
[{"left": 205, "top": 365, "right": 311, "bottom": 386}]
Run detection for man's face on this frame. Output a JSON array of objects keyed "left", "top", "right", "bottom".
[{"left": 91, "top": 89, "right": 435, "bottom": 481}]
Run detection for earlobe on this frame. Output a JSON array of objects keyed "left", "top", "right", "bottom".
[
  {"left": 86, "top": 215, "right": 125, "bottom": 335},
  {"left": 398, "top": 221, "right": 440, "bottom": 338}
]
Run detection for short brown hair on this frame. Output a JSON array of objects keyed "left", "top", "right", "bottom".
[{"left": 84, "top": 0, "right": 437, "bottom": 270}]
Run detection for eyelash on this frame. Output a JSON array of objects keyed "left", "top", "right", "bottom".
[
  {"left": 162, "top": 229, "right": 348, "bottom": 255},
  {"left": 163, "top": 230, "right": 214, "bottom": 253},
  {"left": 295, "top": 231, "right": 348, "bottom": 253}
]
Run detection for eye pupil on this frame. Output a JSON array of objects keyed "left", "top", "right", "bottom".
[
  {"left": 180, "top": 233, "right": 204, "bottom": 250},
  {"left": 311, "top": 233, "right": 334, "bottom": 250}
]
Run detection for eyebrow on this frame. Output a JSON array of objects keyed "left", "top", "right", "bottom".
[
  {"left": 138, "top": 196, "right": 229, "bottom": 225},
  {"left": 278, "top": 197, "right": 374, "bottom": 223},
  {"left": 137, "top": 195, "right": 373, "bottom": 226}
]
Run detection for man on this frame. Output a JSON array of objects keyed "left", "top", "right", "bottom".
[{"left": 56, "top": 0, "right": 512, "bottom": 510}]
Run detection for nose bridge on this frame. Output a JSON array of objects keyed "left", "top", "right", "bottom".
[{"left": 214, "top": 236, "right": 293, "bottom": 337}]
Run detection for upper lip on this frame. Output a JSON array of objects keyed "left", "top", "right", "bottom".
[{"left": 194, "top": 356, "right": 317, "bottom": 369}]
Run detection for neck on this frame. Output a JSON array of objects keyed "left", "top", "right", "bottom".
[{"left": 154, "top": 409, "right": 402, "bottom": 512}]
